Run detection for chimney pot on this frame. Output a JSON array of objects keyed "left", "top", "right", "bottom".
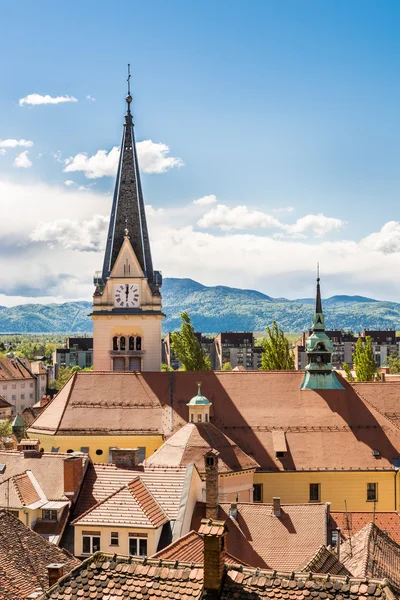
[
  {"left": 200, "top": 518, "right": 227, "bottom": 594},
  {"left": 110, "top": 447, "right": 139, "bottom": 468},
  {"left": 47, "top": 563, "right": 65, "bottom": 588},
  {"left": 273, "top": 497, "right": 281, "bottom": 517}
]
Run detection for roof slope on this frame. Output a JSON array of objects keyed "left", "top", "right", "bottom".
[
  {"left": 192, "top": 502, "right": 329, "bottom": 570},
  {"left": 330, "top": 512, "right": 400, "bottom": 544},
  {"left": 151, "top": 530, "right": 247, "bottom": 565},
  {"left": 28, "top": 371, "right": 400, "bottom": 471},
  {"left": 73, "top": 463, "right": 189, "bottom": 521},
  {"left": 341, "top": 522, "right": 400, "bottom": 591},
  {"left": 299, "top": 545, "right": 351, "bottom": 576},
  {"left": 0, "top": 509, "right": 79, "bottom": 600},
  {"left": 0, "top": 471, "right": 42, "bottom": 508},
  {"left": 145, "top": 422, "right": 259, "bottom": 474},
  {"left": 72, "top": 476, "right": 168, "bottom": 528},
  {"left": 39, "top": 553, "right": 397, "bottom": 600}
]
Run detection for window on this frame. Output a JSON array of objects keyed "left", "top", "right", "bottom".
[
  {"left": 82, "top": 533, "right": 101, "bottom": 554},
  {"left": 96, "top": 449, "right": 103, "bottom": 456},
  {"left": 136, "top": 337, "right": 142, "bottom": 351},
  {"left": 2, "top": 385, "right": 6, "bottom": 390},
  {"left": 253, "top": 483, "right": 263, "bottom": 503},
  {"left": 120, "top": 336, "right": 126, "bottom": 351},
  {"left": 80, "top": 447, "right": 89, "bottom": 454},
  {"left": 30, "top": 393, "right": 33, "bottom": 399},
  {"left": 30, "top": 383, "right": 34, "bottom": 388},
  {"left": 12, "top": 395, "right": 16, "bottom": 401},
  {"left": 110, "top": 531, "right": 119, "bottom": 546},
  {"left": 331, "top": 529, "right": 340, "bottom": 547},
  {"left": 51, "top": 446, "right": 59, "bottom": 453},
  {"left": 129, "top": 535, "right": 147, "bottom": 557},
  {"left": 42, "top": 509, "right": 58, "bottom": 521},
  {"left": 276, "top": 451, "right": 285, "bottom": 458},
  {"left": 7, "top": 510, "right": 19, "bottom": 519},
  {"left": 21, "top": 383, "right": 25, "bottom": 389},
  {"left": 197, "top": 414, "right": 202, "bottom": 423},
  {"left": 66, "top": 449, "right": 74, "bottom": 453},
  {"left": 206, "top": 456, "right": 215, "bottom": 467},
  {"left": 12, "top": 384, "right": 16, "bottom": 389},
  {"left": 21, "top": 394, "right": 25, "bottom": 400},
  {"left": 309, "top": 483, "right": 320, "bottom": 502},
  {"left": 205, "top": 414, "right": 209, "bottom": 423},
  {"left": 137, "top": 447, "right": 146, "bottom": 463},
  {"left": 367, "top": 483, "right": 378, "bottom": 501},
  {"left": 129, "top": 336, "right": 135, "bottom": 351}
]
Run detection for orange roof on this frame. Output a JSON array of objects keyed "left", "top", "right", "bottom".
[
  {"left": 151, "top": 529, "right": 248, "bottom": 565},
  {"left": 299, "top": 545, "right": 351, "bottom": 576},
  {"left": 72, "top": 476, "right": 168, "bottom": 529},
  {"left": 0, "top": 357, "right": 34, "bottom": 381},
  {"left": 330, "top": 511, "right": 400, "bottom": 544},
  {"left": 191, "top": 501, "right": 329, "bottom": 570},
  {"left": 341, "top": 522, "right": 400, "bottom": 590},
  {"left": 29, "top": 371, "right": 400, "bottom": 471},
  {"left": 0, "top": 510, "right": 79, "bottom": 600},
  {"left": 145, "top": 422, "right": 259, "bottom": 474},
  {"left": 73, "top": 463, "right": 190, "bottom": 522}
]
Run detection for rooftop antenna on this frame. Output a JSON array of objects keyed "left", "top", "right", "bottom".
[{"left": 127, "top": 63, "right": 131, "bottom": 96}]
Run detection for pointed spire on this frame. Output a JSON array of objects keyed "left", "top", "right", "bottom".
[
  {"left": 315, "top": 263, "right": 322, "bottom": 314},
  {"left": 102, "top": 66, "right": 154, "bottom": 283}
]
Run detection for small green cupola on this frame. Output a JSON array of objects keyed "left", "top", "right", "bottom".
[
  {"left": 300, "top": 269, "right": 344, "bottom": 391},
  {"left": 187, "top": 383, "right": 212, "bottom": 424}
]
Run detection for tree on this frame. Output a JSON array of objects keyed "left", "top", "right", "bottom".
[
  {"left": 260, "top": 321, "right": 295, "bottom": 371},
  {"left": 353, "top": 336, "right": 377, "bottom": 382},
  {"left": 222, "top": 361, "right": 232, "bottom": 371},
  {"left": 161, "top": 363, "right": 174, "bottom": 372},
  {"left": 342, "top": 362, "right": 354, "bottom": 382},
  {"left": 387, "top": 351, "right": 400, "bottom": 374},
  {"left": 45, "top": 342, "right": 57, "bottom": 361},
  {"left": 0, "top": 420, "right": 11, "bottom": 437},
  {"left": 171, "top": 312, "right": 211, "bottom": 371},
  {"left": 54, "top": 366, "right": 82, "bottom": 390}
]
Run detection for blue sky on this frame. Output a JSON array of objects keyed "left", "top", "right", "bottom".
[{"left": 1, "top": 0, "right": 400, "bottom": 305}]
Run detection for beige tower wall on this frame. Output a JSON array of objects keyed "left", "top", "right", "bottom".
[{"left": 93, "top": 315, "right": 162, "bottom": 371}]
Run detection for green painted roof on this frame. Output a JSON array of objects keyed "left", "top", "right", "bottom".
[
  {"left": 12, "top": 414, "right": 24, "bottom": 428},
  {"left": 186, "top": 384, "right": 211, "bottom": 406}
]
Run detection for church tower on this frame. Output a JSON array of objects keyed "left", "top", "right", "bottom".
[
  {"left": 300, "top": 269, "right": 344, "bottom": 390},
  {"left": 92, "top": 71, "right": 164, "bottom": 372}
]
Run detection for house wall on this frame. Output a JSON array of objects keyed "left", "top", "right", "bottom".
[
  {"left": 179, "top": 467, "right": 203, "bottom": 540},
  {"left": 93, "top": 315, "right": 162, "bottom": 372},
  {"left": 218, "top": 472, "right": 254, "bottom": 503},
  {"left": 254, "top": 470, "right": 398, "bottom": 511},
  {"left": 74, "top": 524, "right": 162, "bottom": 558},
  {"left": 0, "top": 377, "right": 36, "bottom": 415},
  {"left": 28, "top": 432, "right": 164, "bottom": 463}
]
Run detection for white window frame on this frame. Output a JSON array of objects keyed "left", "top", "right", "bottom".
[
  {"left": 110, "top": 531, "right": 119, "bottom": 546},
  {"left": 82, "top": 533, "right": 101, "bottom": 555},
  {"left": 128, "top": 535, "right": 147, "bottom": 557}
]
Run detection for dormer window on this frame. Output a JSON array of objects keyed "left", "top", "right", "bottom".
[{"left": 206, "top": 456, "right": 215, "bottom": 467}]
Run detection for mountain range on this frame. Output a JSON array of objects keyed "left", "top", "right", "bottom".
[{"left": 0, "top": 277, "right": 400, "bottom": 334}]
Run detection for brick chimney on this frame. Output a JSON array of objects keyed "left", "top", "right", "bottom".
[
  {"left": 63, "top": 456, "right": 83, "bottom": 497},
  {"left": 204, "top": 449, "right": 219, "bottom": 520},
  {"left": 272, "top": 497, "right": 281, "bottom": 517},
  {"left": 46, "top": 563, "right": 65, "bottom": 588},
  {"left": 110, "top": 447, "right": 139, "bottom": 468},
  {"left": 200, "top": 518, "right": 227, "bottom": 596}
]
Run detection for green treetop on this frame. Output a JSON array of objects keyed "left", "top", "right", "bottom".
[
  {"left": 171, "top": 312, "right": 211, "bottom": 371},
  {"left": 352, "top": 336, "right": 377, "bottom": 382},
  {"left": 260, "top": 320, "right": 295, "bottom": 371}
]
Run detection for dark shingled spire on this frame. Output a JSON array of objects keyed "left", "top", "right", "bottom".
[
  {"left": 315, "top": 263, "right": 322, "bottom": 314},
  {"left": 102, "top": 66, "right": 154, "bottom": 283}
]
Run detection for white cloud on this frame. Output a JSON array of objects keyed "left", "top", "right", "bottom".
[
  {"left": 64, "top": 180, "right": 75, "bottom": 187},
  {"left": 145, "top": 205, "right": 165, "bottom": 217},
  {"left": 282, "top": 213, "right": 345, "bottom": 237},
  {"left": 193, "top": 194, "right": 217, "bottom": 206},
  {"left": 13, "top": 151, "right": 32, "bottom": 168},
  {"left": 0, "top": 139, "right": 33, "bottom": 148},
  {"left": 361, "top": 221, "right": 400, "bottom": 254},
  {"left": 273, "top": 206, "right": 295, "bottom": 214},
  {"left": 64, "top": 140, "right": 183, "bottom": 179},
  {"left": 0, "top": 149, "right": 6, "bottom": 156},
  {"left": 30, "top": 215, "right": 109, "bottom": 252},
  {"left": 86, "top": 95, "right": 96, "bottom": 102},
  {"left": 19, "top": 94, "right": 78, "bottom": 106},
  {"left": 198, "top": 204, "right": 282, "bottom": 231}
]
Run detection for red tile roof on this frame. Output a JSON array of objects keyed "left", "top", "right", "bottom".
[
  {"left": 330, "top": 511, "right": 400, "bottom": 544},
  {"left": 145, "top": 422, "right": 259, "bottom": 474},
  {"left": 39, "top": 552, "right": 397, "bottom": 600},
  {"left": 73, "top": 463, "right": 190, "bottom": 521},
  {"left": 0, "top": 509, "right": 79, "bottom": 600},
  {"left": 71, "top": 476, "right": 168, "bottom": 529},
  {"left": 0, "top": 395, "right": 12, "bottom": 408},
  {"left": 151, "top": 529, "right": 247, "bottom": 565},
  {"left": 0, "top": 357, "right": 34, "bottom": 381},
  {"left": 191, "top": 501, "right": 329, "bottom": 570},
  {"left": 299, "top": 545, "right": 351, "bottom": 576},
  {"left": 29, "top": 371, "right": 400, "bottom": 471},
  {"left": 340, "top": 522, "right": 400, "bottom": 591}
]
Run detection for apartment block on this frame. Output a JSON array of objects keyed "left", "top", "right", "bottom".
[
  {"left": 0, "top": 358, "right": 48, "bottom": 416},
  {"left": 54, "top": 337, "right": 93, "bottom": 374}
]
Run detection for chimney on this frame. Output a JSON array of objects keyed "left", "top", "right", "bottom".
[
  {"left": 110, "top": 447, "right": 139, "bottom": 468},
  {"left": 200, "top": 518, "right": 227, "bottom": 595},
  {"left": 18, "top": 439, "right": 40, "bottom": 453},
  {"left": 336, "top": 528, "right": 341, "bottom": 562},
  {"left": 381, "top": 372, "right": 386, "bottom": 382},
  {"left": 46, "top": 563, "right": 65, "bottom": 588},
  {"left": 63, "top": 456, "right": 83, "bottom": 497},
  {"left": 272, "top": 497, "right": 281, "bottom": 517},
  {"left": 204, "top": 449, "right": 219, "bottom": 520}
]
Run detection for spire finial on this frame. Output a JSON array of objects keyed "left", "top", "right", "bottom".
[
  {"left": 317, "top": 262, "right": 320, "bottom": 283},
  {"left": 315, "top": 263, "right": 322, "bottom": 315},
  {"left": 126, "top": 63, "right": 132, "bottom": 114},
  {"left": 196, "top": 381, "right": 202, "bottom": 396}
]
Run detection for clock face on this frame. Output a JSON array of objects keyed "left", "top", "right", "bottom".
[{"left": 114, "top": 284, "right": 140, "bottom": 308}]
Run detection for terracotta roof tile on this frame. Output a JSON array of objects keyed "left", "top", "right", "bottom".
[
  {"left": 73, "top": 463, "right": 188, "bottom": 521},
  {"left": 340, "top": 522, "right": 400, "bottom": 591},
  {"left": 0, "top": 357, "right": 34, "bottom": 381},
  {"left": 191, "top": 501, "right": 329, "bottom": 570},
  {"left": 71, "top": 476, "right": 168, "bottom": 528},
  {"left": 145, "top": 422, "right": 259, "bottom": 474},
  {"left": 299, "top": 545, "right": 351, "bottom": 576},
  {"left": 330, "top": 511, "right": 400, "bottom": 544},
  {"left": 152, "top": 530, "right": 248, "bottom": 565},
  {"left": 28, "top": 371, "right": 400, "bottom": 471},
  {"left": 0, "top": 509, "right": 79, "bottom": 600}
]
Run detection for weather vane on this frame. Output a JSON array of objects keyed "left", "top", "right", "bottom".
[
  {"left": 127, "top": 63, "right": 131, "bottom": 95},
  {"left": 317, "top": 262, "right": 320, "bottom": 282}
]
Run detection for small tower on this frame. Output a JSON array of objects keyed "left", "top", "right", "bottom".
[
  {"left": 12, "top": 414, "right": 25, "bottom": 442},
  {"left": 186, "top": 383, "right": 211, "bottom": 423},
  {"left": 300, "top": 269, "right": 344, "bottom": 390}
]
